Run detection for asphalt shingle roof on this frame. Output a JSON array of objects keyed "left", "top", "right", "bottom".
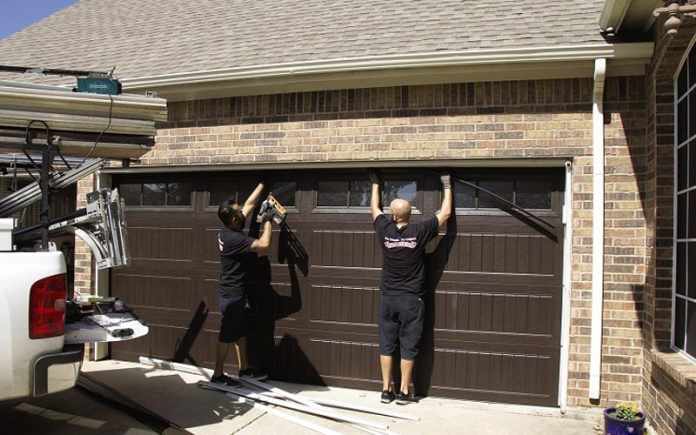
[{"left": 0, "top": 0, "right": 607, "bottom": 85}]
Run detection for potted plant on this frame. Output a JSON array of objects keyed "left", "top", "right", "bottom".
[{"left": 604, "top": 402, "right": 646, "bottom": 435}]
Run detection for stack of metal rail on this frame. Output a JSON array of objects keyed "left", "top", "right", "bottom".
[
  {"left": 0, "top": 80, "right": 167, "bottom": 159},
  {"left": 0, "top": 158, "right": 102, "bottom": 218}
]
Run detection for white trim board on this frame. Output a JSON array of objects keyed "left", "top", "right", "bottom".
[{"left": 558, "top": 160, "right": 573, "bottom": 411}]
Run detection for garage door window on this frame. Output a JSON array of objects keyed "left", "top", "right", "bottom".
[
  {"left": 317, "top": 181, "right": 348, "bottom": 206},
  {"left": 316, "top": 180, "right": 372, "bottom": 208},
  {"left": 270, "top": 181, "right": 296, "bottom": 207},
  {"left": 382, "top": 180, "right": 417, "bottom": 205},
  {"left": 478, "top": 180, "right": 514, "bottom": 208},
  {"left": 209, "top": 183, "right": 239, "bottom": 206},
  {"left": 453, "top": 177, "right": 552, "bottom": 211},
  {"left": 117, "top": 182, "right": 192, "bottom": 207},
  {"left": 674, "top": 42, "right": 696, "bottom": 361},
  {"left": 349, "top": 180, "right": 371, "bottom": 207}
]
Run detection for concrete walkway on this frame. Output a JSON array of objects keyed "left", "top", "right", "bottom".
[{"left": 82, "top": 360, "right": 601, "bottom": 435}]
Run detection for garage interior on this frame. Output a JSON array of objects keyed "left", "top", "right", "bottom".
[{"left": 108, "top": 166, "right": 566, "bottom": 407}]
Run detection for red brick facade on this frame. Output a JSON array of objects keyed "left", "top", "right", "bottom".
[{"left": 76, "top": 76, "right": 650, "bottom": 408}]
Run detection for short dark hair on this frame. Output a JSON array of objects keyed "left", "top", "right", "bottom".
[{"left": 218, "top": 199, "right": 245, "bottom": 228}]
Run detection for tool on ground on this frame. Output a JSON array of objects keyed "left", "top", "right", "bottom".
[{"left": 256, "top": 193, "right": 287, "bottom": 225}]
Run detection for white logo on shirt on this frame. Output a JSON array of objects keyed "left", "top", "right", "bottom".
[
  {"left": 384, "top": 236, "right": 417, "bottom": 249},
  {"left": 217, "top": 234, "right": 224, "bottom": 253}
]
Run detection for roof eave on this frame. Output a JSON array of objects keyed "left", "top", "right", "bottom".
[{"left": 121, "top": 42, "right": 654, "bottom": 101}]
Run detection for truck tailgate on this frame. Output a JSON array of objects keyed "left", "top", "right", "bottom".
[{"left": 65, "top": 312, "right": 148, "bottom": 344}]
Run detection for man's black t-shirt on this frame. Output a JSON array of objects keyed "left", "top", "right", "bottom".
[
  {"left": 218, "top": 227, "right": 256, "bottom": 301},
  {"left": 373, "top": 214, "right": 439, "bottom": 297}
]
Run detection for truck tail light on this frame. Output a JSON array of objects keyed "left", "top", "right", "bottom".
[{"left": 29, "top": 274, "right": 66, "bottom": 339}]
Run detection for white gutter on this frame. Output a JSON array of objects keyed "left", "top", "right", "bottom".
[
  {"left": 121, "top": 43, "right": 653, "bottom": 90},
  {"left": 589, "top": 58, "right": 607, "bottom": 401},
  {"left": 559, "top": 160, "right": 573, "bottom": 412}
]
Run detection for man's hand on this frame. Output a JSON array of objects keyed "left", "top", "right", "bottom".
[
  {"left": 369, "top": 169, "right": 381, "bottom": 185},
  {"left": 440, "top": 173, "right": 452, "bottom": 190}
]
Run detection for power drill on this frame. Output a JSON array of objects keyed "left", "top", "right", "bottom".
[{"left": 256, "top": 194, "right": 287, "bottom": 225}]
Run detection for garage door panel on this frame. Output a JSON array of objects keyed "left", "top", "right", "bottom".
[
  {"left": 124, "top": 211, "right": 195, "bottom": 226},
  {"left": 428, "top": 348, "right": 555, "bottom": 405},
  {"left": 432, "top": 291, "right": 556, "bottom": 336},
  {"left": 120, "top": 259, "right": 198, "bottom": 277},
  {"left": 201, "top": 227, "right": 222, "bottom": 262},
  {"left": 307, "top": 336, "right": 381, "bottom": 383},
  {"left": 454, "top": 214, "right": 561, "bottom": 234},
  {"left": 429, "top": 349, "right": 556, "bottom": 401},
  {"left": 308, "top": 283, "right": 379, "bottom": 327},
  {"left": 128, "top": 226, "right": 194, "bottom": 261},
  {"left": 441, "top": 233, "right": 558, "bottom": 276},
  {"left": 311, "top": 229, "right": 382, "bottom": 268},
  {"left": 112, "top": 168, "right": 565, "bottom": 407},
  {"left": 112, "top": 274, "right": 195, "bottom": 310},
  {"left": 250, "top": 280, "right": 305, "bottom": 325}
]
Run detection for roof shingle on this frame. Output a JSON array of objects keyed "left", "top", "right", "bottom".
[{"left": 0, "top": 0, "right": 608, "bottom": 85}]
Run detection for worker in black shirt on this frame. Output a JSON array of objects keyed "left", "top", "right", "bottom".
[
  {"left": 212, "top": 182, "right": 273, "bottom": 385},
  {"left": 369, "top": 171, "right": 452, "bottom": 404}
]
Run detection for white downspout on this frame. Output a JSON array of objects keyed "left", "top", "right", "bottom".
[{"left": 589, "top": 58, "right": 607, "bottom": 400}]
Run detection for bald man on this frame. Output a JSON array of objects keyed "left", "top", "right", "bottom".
[{"left": 370, "top": 171, "right": 452, "bottom": 405}]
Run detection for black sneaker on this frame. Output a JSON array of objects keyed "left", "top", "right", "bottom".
[
  {"left": 211, "top": 374, "right": 239, "bottom": 386},
  {"left": 395, "top": 391, "right": 418, "bottom": 405},
  {"left": 239, "top": 367, "right": 269, "bottom": 381},
  {"left": 380, "top": 390, "right": 395, "bottom": 404}
]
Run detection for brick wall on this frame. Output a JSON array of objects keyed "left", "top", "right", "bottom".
[
  {"left": 79, "top": 77, "right": 648, "bottom": 407},
  {"left": 73, "top": 175, "right": 94, "bottom": 298},
  {"left": 641, "top": 15, "right": 696, "bottom": 435}
]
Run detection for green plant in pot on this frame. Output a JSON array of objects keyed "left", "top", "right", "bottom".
[{"left": 604, "top": 402, "right": 646, "bottom": 435}]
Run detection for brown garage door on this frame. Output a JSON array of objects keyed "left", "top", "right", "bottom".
[{"left": 110, "top": 168, "right": 564, "bottom": 406}]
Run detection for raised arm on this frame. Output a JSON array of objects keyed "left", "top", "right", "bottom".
[
  {"left": 249, "top": 220, "right": 272, "bottom": 254},
  {"left": 436, "top": 174, "right": 452, "bottom": 227},
  {"left": 369, "top": 170, "right": 383, "bottom": 221},
  {"left": 242, "top": 182, "right": 265, "bottom": 218}
]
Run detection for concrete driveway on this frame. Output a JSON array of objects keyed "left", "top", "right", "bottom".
[
  {"left": 1, "top": 360, "right": 602, "bottom": 434},
  {"left": 0, "top": 387, "right": 158, "bottom": 435}
]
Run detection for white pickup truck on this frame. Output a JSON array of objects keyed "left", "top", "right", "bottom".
[
  {"left": 0, "top": 249, "right": 84, "bottom": 401},
  {"left": 0, "top": 189, "right": 147, "bottom": 403}
]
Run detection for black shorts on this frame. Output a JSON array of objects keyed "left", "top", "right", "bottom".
[
  {"left": 379, "top": 294, "right": 424, "bottom": 360},
  {"left": 218, "top": 293, "right": 248, "bottom": 343}
]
